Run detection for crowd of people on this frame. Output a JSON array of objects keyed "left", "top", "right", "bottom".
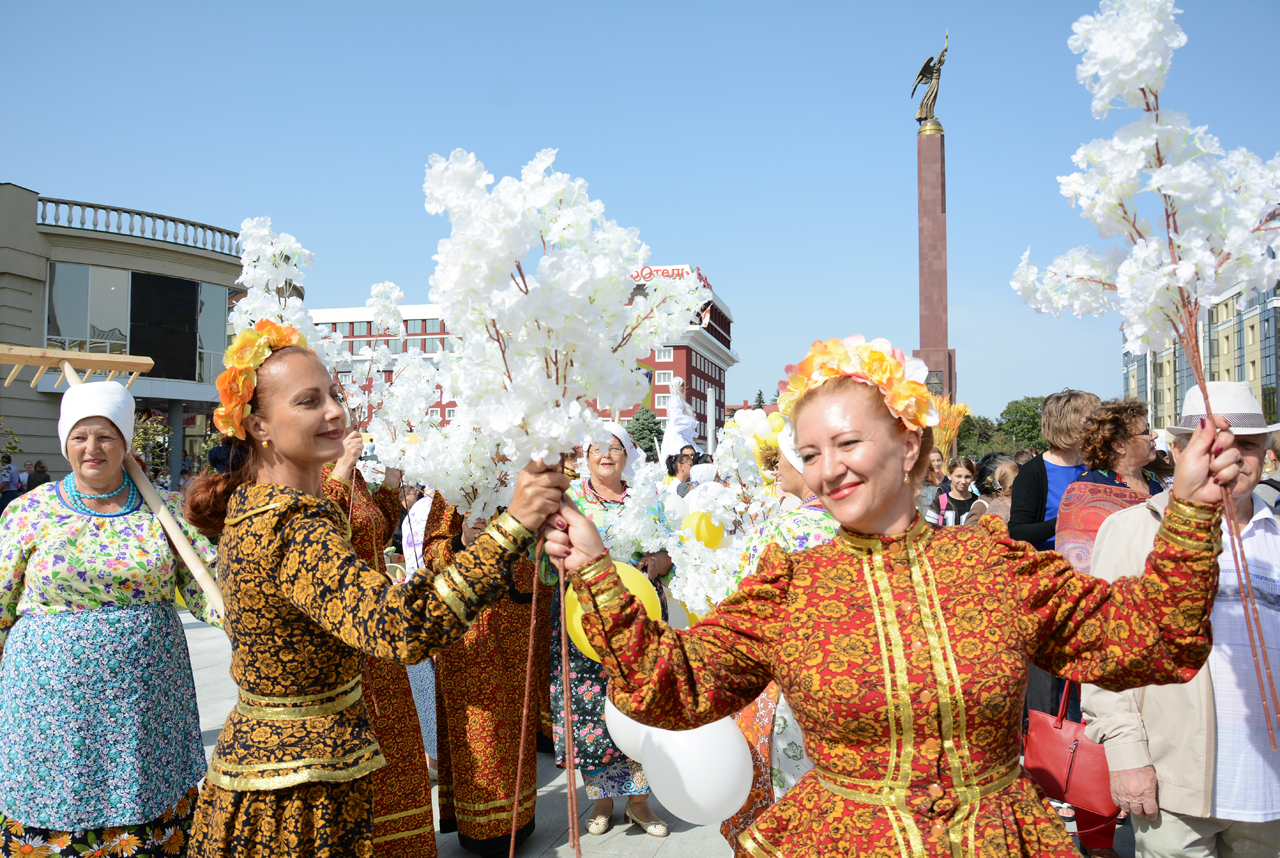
[{"left": 0, "top": 325, "right": 1272, "bottom": 858}]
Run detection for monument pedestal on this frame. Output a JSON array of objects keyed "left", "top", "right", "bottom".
[{"left": 914, "top": 120, "right": 955, "bottom": 399}]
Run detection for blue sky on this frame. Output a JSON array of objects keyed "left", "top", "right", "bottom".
[{"left": 3, "top": 1, "right": 1277, "bottom": 419}]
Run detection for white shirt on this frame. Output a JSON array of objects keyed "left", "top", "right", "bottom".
[
  {"left": 401, "top": 495, "right": 435, "bottom": 578},
  {"left": 1211, "top": 493, "right": 1280, "bottom": 822}
]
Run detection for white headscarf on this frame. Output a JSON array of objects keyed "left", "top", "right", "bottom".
[
  {"left": 58, "top": 381, "right": 136, "bottom": 460},
  {"left": 584, "top": 421, "right": 640, "bottom": 481},
  {"left": 778, "top": 421, "right": 803, "bottom": 474}
]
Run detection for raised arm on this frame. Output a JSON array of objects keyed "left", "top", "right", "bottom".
[{"left": 548, "top": 498, "right": 782, "bottom": 731}]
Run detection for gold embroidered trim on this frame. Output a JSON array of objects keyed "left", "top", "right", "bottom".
[
  {"left": 447, "top": 565, "right": 479, "bottom": 604},
  {"left": 373, "top": 822, "right": 436, "bottom": 843},
  {"left": 739, "top": 827, "right": 783, "bottom": 858},
  {"left": 211, "top": 743, "right": 382, "bottom": 773},
  {"left": 448, "top": 782, "right": 539, "bottom": 812},
  {"left": 836, "top": 515, "right": 932, "bottom": 556},
  {"left": 815, "top": 762, "right": 1021, "bottom": 806},
  {"left": 576, "top": 554, "right": 615, "bottom": 583},
  {"left": 374, "top": 805, "right": 432, "bottom": 824},
  {"left": 238, "top": 675, "right": 360, "bottom": 706},
  {"left": 235, "top": 683, "right": 363, "bottom": 720},
  {"left": 486, "top": 525, "right": 521, "bottom": 555},
  {"left": 1159, "top": 528, "right": 1220, "bottom": 554},
  {"left": 224, "top": 502, "right": 284, "bottom": 527},
  {"left": 206, "top": 752, "right": 387, "bottom": 790},
  {"left": 434, "top": 572, "right": 472, "bottom": 624},
  {"left": 495, "top": 510, "right": 535, "bottom": 543},
  {"left": 455, "top": 795, "right": 538, "bottom": 825},
  {"left": 1167, "top": 495, "right": 1220, "bottom": 522},
  {"left": 593, "top": 582, "right": 627, "bottom": 608}
]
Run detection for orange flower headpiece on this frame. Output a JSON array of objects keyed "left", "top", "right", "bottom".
[
  {"left": 776, "top": 335, "right": 940, "bottom": 433},
  {"left": 213, "top": 319, "right": 311, "bottom": 440}
]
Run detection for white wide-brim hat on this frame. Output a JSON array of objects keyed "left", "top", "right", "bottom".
[
  {"left": 778, "top": 421, "right": 803, "bottom": 473},
  {"left": 58, "top": 381, "right": 136, "bottom": 458},
  {"left": 1167, "top": 381, "right": 1280, "bottom": 436}
]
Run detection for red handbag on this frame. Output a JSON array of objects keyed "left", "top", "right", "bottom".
[{"left": 1024, "top": 679, "right": 1120, "bottom": 833}]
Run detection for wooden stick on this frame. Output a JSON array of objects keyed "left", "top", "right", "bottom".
[
  {"left": 28, "top": 366, "right": 47, "bottom": 388},
  {"left": 509, "top": 539, "right": 543, "bottom": 858},
  {"left": 126, "top": 371, "right": 140, "bottom": 389},
  {"left": 3, "top": 363, "right": 21, "bottom": 387},
  {"left": 559, "top": 564, "right": 582, "bottom": 857},
  {"left": 59, "top": 361, "right": 226, "bottom": 619}
]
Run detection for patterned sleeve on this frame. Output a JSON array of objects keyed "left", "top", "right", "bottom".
[
  {"left": 369, "top": 482, "right": 403, "bottom": 548},
  {"left": 989, "top": 495, "right": 1222, "bottom": 691},
  {"left": 0, "top": 492, "right": 42, "bottom": 651},
  {"left": 163, "top": 491, "right": 222, "bottom": 628},
  {"left": 732, "top": 518, "right": 781, "bottom": 592},
  {"left": 568, "top": 544, "right": 790, "bottom": 730},
  {"left": 421, "top": 491, "right": 463, "bottom": 574},
  {"left": 280, "top": 505, "right": 533, "bottom": 663}
]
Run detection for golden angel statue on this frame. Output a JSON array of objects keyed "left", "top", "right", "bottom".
[{"left": 912, "top": 31, "right": 949, "bottom": 124}]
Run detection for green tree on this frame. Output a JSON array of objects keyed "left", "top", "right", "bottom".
[
  {"left": 132, "top": 412, "right": 172, "bottom": 468},
  {"left": 0, "top": 416, "right": 19, "bottom": 455},
  {"left": 627, "top": 406, "right": 662, "bottom": 461},
  {"left": 956, "top": 414, "right": 997, "bottom": 455},
  {"left": 753, "top": 390, "right": 766, "bottom": 409},
  {"left": 997, "top": 396, "right": 1047, "bottom": 450}
]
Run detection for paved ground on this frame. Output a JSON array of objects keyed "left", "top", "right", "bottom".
[{"left": 184, "top": 611, "right": 733, "bottom": 857}]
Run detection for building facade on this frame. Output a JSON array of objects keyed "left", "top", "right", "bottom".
[
  {"left": 1122, "top": 285, "right": 1280, "bottom": 429},
  {"left": 0, "top": 182, "right": 245, "bottom": 479},
  {"left": 311, "top": 264, "right": 739, "bottom": 454}
]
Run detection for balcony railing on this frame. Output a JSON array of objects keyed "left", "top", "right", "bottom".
[{"left": 37, "top": 197, "right": 241, "bottom": 258}]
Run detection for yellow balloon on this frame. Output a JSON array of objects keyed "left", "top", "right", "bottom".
[
  {"left": 681, "top": 511, "right": 724, "bottom": 550},
  {"left": 566, "top": 562, "right": 661, "bottom": 662},
  {"left": 765, "top": 430, "right": 780, "bottom": 447},
  {"left": 768, "top": 411, "right": 786, "bottom": 431}
]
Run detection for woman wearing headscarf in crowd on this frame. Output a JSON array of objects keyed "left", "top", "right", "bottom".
[
  {"left": 543, "top": 333, "right": 1237, "bottom": 858},
  {"left": 0, "top": 381, "right": 220, "bottom": 857},
  {"left": 1008, "top": 389, "right": 1101, "bottom": 550},
  {"left": 546, "top": 422, "right": 672, "bottom": 837},
  {"left": 319, "top": 427, "right": 436, "bottom": 853},
  {"left": 926, "top": 456, "right": 978, "bottom": 526},
  {"left": 185, "top": 322, "right": 566, "bottom": 857},
  {"left": 416, "top": 487, "right": 553, "bottom": 855},
  {"left": 721, "top": 418, "right": 838, "bottom": 856},
  {"left": 968, "top": 454, "right": 1018, "bottom": 524}
]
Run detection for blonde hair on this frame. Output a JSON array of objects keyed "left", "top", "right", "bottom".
[
  {"left": 1040, "top": 389, "right": 1102, "bottom": 450},
  {"left": 790, "top": 376, "right": 935, "bottom": 489},
  {"left": 994, "top": 461, "right": 1019, "bottom": 497}
]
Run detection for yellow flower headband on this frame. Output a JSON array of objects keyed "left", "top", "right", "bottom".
[
  {"left": 213, "top": 319, "right": 311, "bottom": 440},
  {"left": 776, "top": 335, "right": 940, "bottom": 433}
]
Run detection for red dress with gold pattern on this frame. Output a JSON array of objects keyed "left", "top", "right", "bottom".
[
  {"left": 322, "top": 467, "right": 435, "bottom": 855},
  {"left": 569, "top": 505, "right": 1222, "bottom": 857}
]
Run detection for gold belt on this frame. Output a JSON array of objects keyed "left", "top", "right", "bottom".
[
  {"left": 235, "top": 675, "right": 363, "bottom": 720},
  {"left": 815, "top": 761, "right": 1022, "bottom": 807}
]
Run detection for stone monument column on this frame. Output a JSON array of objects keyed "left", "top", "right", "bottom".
[{"left": 913, "top": 118, "right": 955, "bottom": 400}]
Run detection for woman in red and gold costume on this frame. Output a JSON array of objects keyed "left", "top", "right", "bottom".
[
  {"left": 321, "top": 429, "right": 435, "bottom": 853},
  {"left": 184, "top": 321, "right": 567, "bottom": 857},
  {"left": 419, "top": 492, "right": 553, "bottom": 855},
  {"left": 543, "top": 334, "right": 1239, "bottom": 858}
]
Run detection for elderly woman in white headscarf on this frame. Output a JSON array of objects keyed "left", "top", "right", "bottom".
[
  {"left": 549, "top": 421, "right": 672, "bottom": 838},
  {"left": 0, "top": 382, "right": 220, "bottom": 857}
]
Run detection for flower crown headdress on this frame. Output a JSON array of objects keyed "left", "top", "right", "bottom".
[
  {"left": 213, "top": 319, "right": 311, "bottom": 440},
  {"left": 776, "top": 335, "right": 940, "bottom": 433}
]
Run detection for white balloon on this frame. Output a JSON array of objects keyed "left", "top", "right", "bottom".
[
  {"left": 662, "top": 494, "right": 689, "bottom": 521},
  {"left": 604, "top": 699, "right": 649, "bottom": 760},
  {"left": 754, "top": 421, "right": 772, "bottom": 441},
  {"left": 639, "top": 718, "right": 753, "bottom": 825}
]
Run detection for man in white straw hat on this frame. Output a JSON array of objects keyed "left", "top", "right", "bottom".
[{"left": 1082, "top": 382, "right": 1280, "bottom": 858}]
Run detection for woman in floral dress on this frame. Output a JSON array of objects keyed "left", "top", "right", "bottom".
[
  {"left": 546, "top": 335, "right": 1241, "bottom": 858},
  {"left": 0, "top": 381, "right": 220, "bottom": 858},
  {"left": 548, "top": 423, "right": 671, "bottom": 836}
]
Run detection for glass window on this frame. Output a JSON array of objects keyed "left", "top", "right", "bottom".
[
  {"left": 656, "top": 347, "right": 673, "bottom": 362},
  {"left": 655, "top": 371, "right": 672, "bottom": 384},
  {"left": 130, "top": 273, "right": 199, "bottom": 380},
  {"left": 423, "top": 338, "right": 440, "bottom": 353},
  {"left": 426, "top": 319, "right": 442, "bottom": 334},
  {"left": 47, "top": 262, "right": 90, "bottom": 348},
  {"left": 655, "top": 394, "right": 669, "bottom": 409},
  {"left": 196, "top": 283, "right": 229, "bottom": 383},
  {"left": 430, "top": 407, "right": 441, "bottom": 419},
  {"left": 355, "top": 321, "right": 370, "bottom": 336},
  {"left": 89, "top": 268, "right": 130, "bottom": 346},
  {"left": 441, "top": 337, "right": 454, "bottom": 352},
  {"left": 407, "top": 319, "right": 423, "bottom": 334},
  {"left": 446, "top": 408, "right": 456, "bottom": 419}
]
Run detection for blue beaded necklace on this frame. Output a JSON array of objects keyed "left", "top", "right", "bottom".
[{"left": 61, "top": 471, "right": 139, "bottom": 517}]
